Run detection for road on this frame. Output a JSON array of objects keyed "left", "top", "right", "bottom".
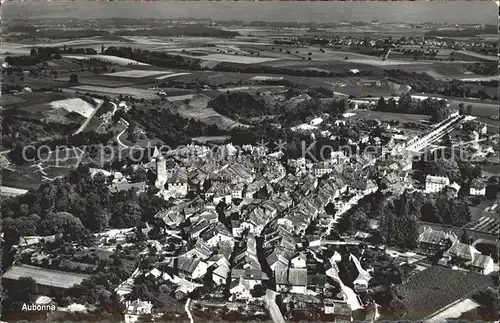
[
  {"left": 73, "top": 98, "right": 103, "bottom": 135},
  {"left": 265, "top": 289, "right": 286, "bottom": 323},
  {"left": 116, "top": 118, "right": 132, "bottom": 148},
  {"left": 185, "top": 298, "right": 194, "bottom": 323}
]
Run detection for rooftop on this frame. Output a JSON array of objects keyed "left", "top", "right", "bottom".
[{"left": 426, "top": 175, "right": 450, "bottom": 185}]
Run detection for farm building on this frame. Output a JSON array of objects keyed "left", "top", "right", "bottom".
[{"left": 2, "top": 264, "right": 90, "bottom": 295}]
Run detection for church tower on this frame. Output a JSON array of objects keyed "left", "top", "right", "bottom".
[{"left": 155, "top": 154, "right": 167, "bottom": 189}]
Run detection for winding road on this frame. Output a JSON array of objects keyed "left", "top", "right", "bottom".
[{"left": 115, "top": 118, "right": 132, "bottom": 148}]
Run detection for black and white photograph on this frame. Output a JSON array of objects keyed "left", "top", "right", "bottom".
[{"left": 1, "top": 1, "right": 499, "bottom": 322}]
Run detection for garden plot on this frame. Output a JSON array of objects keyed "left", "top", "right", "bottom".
[
  {"left": 104, "top": 70, "right": 172, "bottom": 78},
  {"left": 464, "top": 216, "right": 500, "bottom": 235}
]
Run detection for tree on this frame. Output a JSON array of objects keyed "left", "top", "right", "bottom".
[
  {"left": 398, "top": 93, "right": 414, "bottom": 113},
  {"left": 460, "top": 229, "right": 471, "bottom": 244},
  {"left": 324, "top": 202, "right": 336, "bottom": 215},
  {"left": 69, "top": 73, "right": 79, "bottom": 83},
  {"left": 11, "top": 277, "right": 37, "bottom": 303},
  {"left": 376, "top": 97, "right": 387, "bottom": 111},
  {"left": 112, "top": 110, "right": 123, "bottom": 123},
  {"left": 338, "top": 210, "right": 368, "bottom": 234},
  {"left": 458, "top": 103, "right": 466, "bottom": 115},
  {"left": 251, "top": 284, "right": 266, "bottom": 297},
  {"left": 430, "top": 100, "right": 450, "bottom": 123},
  {"left": 485, "top": 184, "right": 498, "bottom": 200}
]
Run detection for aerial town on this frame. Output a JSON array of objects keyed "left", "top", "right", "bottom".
[{"left": 1, "top": 1, "right": 498, "bottom": 322}]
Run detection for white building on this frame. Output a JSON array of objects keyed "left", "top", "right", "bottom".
[
  {"left": 470, "top": 254, "right": 494, "bottom": 275},
  {"left": 290, "top": 253, "right": 307, "bottom": 269},
  {"left": 312, "top": 162, "right": 333, "bottom": 177},
  {"left": 470, "top": 180, "right": 486, "bottom": 196},
  {"left": 310, "top": 117, "right": 324, "bottom": 126},
  {"left": 124, "top": 299, "right": 153, "bottom": 323},
  {"left": 330, "top": 151, "right": 349, "bottom": 164},
  {"left": 155, "top": 155, "right": 167, "bottom": 189},
  {"left": 165, "top": 167, "right": 188, "bottom": 198},
  {"left": 425, "top": 175, "right": 450, "bottom": 193}
]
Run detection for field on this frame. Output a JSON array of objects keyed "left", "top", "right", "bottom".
[
  {"left": 2, "top": 73, "right": 75, "bottom": 90},
  {"left": 180, "top": 52, "right": 280, "bottom": 65},
  {"left": 103, "top": 70, "right": 171, "bottom": 78},
  {"left": 218, "top": 85, "right": 286, "bottom": 93},
  {"left": 166, "top": 94, "right": 196, "bottom": 102},
  {"left": 3, "top": 264, "right": 90, "bottom": 289},
  {"left": 63, "top": 54, "right": 150, "bottom": 66},
  {"left": 77, "top": 77, "right": 140, "bottom": 88},
  {"left": 395, "top": 266, "right": 495, "bottom": 320},
  {"left": 156, "top": 72, "right": 192, "bottom": 80},
  {"left": 446, "top": 99, "right": 498, "bottom": 117},
  {"left": 455, "top": 50, "right": 497, "bottom": 62},
  {"left": 352, "top": 110, "right": 431, "bottom": 124},
  {"left": 191, "top": 135, "right": 231, "bottom": 144},
  {"left": 67, "top": 85, "right": 158, "bottom": 99},
  {"left": 459, "top": 75, "right": 498, "bottom": 82},
  {"left": 48, "top": 98, "right": 95, "bottom": 118},
  {"left": 169, "top": 93, "right": 245, "bottom": 130},
  {"left": 2, "top": 92, "right": 72, "bottom": 108},
  {"left": 1, "top": 167, "right": 43, "bottom": 190},
  {"left": 249, "top": 76, "right": 284, "bottom": 81}
]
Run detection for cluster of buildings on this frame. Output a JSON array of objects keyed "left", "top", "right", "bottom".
[
  {"left": 2, "top": 102, "right": 497, "bottom": 322},
  {"left": 419, "top": 227, "right": 495, "bottom": 275}
]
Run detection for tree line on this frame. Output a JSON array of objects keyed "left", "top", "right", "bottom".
[
  {"left": 339, "top": 190, "right": 471, "bottom": 250},
  {"left": 375, "top": 94, "right": 450, "bottom": 123}
]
